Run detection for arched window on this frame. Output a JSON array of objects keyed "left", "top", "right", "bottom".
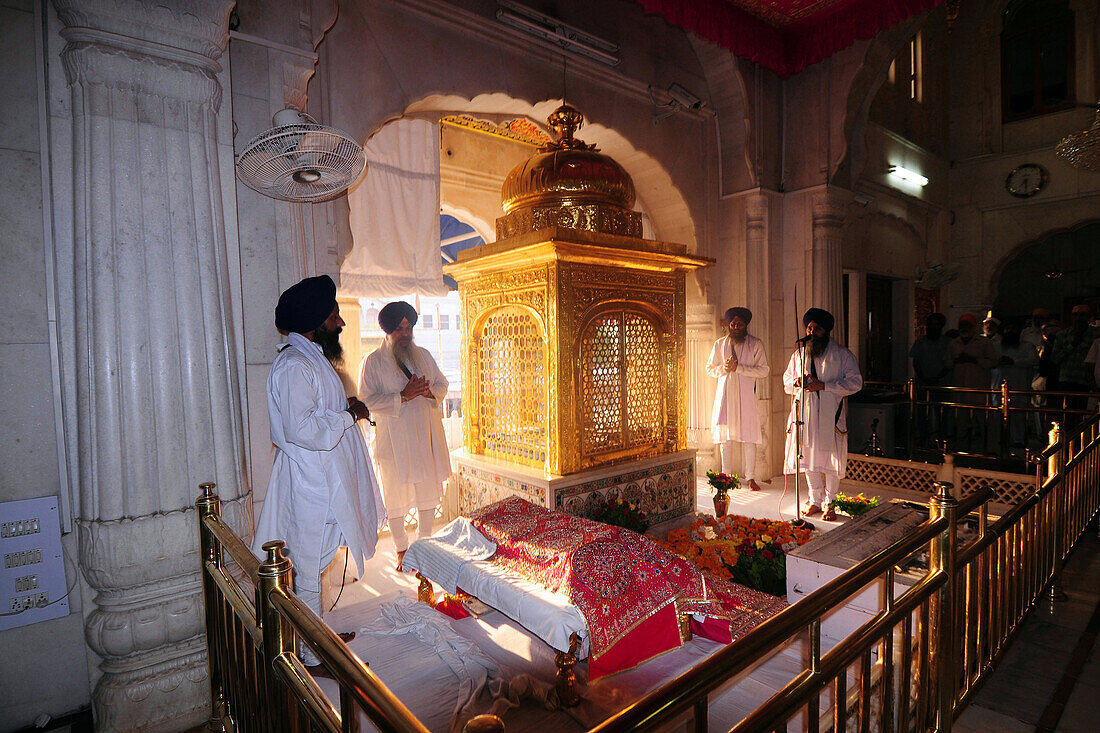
[{"left": 1002, "top": 0, "right": 1075, "bottom": 121}]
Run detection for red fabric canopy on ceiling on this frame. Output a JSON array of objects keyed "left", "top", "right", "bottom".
[{"left": 633, "top": 0, "right": 943, "bottom": 77}]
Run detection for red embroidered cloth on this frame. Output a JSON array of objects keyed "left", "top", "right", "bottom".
[{"left": 469, "top": 497, "right": 786, "bottom": 678}]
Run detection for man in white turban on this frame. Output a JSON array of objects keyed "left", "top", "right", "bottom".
[
  {"left": 706, "top": 307, "right": 769, "bottom": 491},
  {"left": 359, "top": 301, "right": 451, "bottom": 570}
]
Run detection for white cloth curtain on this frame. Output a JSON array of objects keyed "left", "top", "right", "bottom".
[{"left": 341, "top": 119, "right": 445, "bottom": 296}]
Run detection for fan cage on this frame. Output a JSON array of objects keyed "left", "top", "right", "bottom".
[{"left": 236, "top": 123, "right": 366, "bottom": 203}]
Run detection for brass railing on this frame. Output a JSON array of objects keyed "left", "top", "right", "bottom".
[
  {"left": 197, "top": 483, "right": 438, "bottom": 733},
  {"left": 197, "top": 412, "right": 1099, "bottom": 732},
  {"left": 860, "top": 379, "right": 1095, "bottom": 461}
]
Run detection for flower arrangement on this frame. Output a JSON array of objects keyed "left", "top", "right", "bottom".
[
  {"left": 657, "top": 514, "right": 815, "bottom": 596},
  {"left": 705, "top": 469, "right": 740, "bottom": 497},
  {"left": 827, "top": 492, "right": 880, "bottom": 518},
  {"left": 589, "top": 497, "right": 650, "bottom": 534}
]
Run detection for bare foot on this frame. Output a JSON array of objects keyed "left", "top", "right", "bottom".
[
  {"left": 822, "top": 508, "right": 838, "bottom": 521},
  {"left": 747, "top": 479, "right": 761, "bottom": 492},
  {"left": 395, "top": 549, "right": 406, "bottom": 572},
  {"left": 804, "top": 504, "right": 822, "bottom": 517}
]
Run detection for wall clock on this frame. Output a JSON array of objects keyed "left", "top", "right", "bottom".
[{"left": 1005, "top": 163, "right": 1048, "bottom": 198}]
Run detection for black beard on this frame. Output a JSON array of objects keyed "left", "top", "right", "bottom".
[
  {"left": 810, "top": 334, "right": 830, "bottom": 356},
  {"left": 314, "top": 323, "right": 344, "bottom": 362},
  {"left": 1002, "top": 331, "right": 1020, "bottom": 347}
]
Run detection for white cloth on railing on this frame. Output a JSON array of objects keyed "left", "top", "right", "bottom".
[
  {"left": 359, "top": 596, "right": 557, "bottom": 732},
  {"left": 402, "top": 518, "right": 496, "bottom": 594}
]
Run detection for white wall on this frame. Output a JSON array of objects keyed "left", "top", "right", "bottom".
[{"left": 0, "top": 1, "right": 91, "bottom": 727}]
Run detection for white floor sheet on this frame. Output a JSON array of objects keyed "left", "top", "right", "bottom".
[{"left": 316, "top": 588, "right": 801, "bottom": 732}]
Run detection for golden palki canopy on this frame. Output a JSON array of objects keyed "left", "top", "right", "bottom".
[
  {"left": 445, "top": 106, "right": 711, "bottom": 477},
  {"left": 497, "top": 104, "right": 642, "bottom": 240}
]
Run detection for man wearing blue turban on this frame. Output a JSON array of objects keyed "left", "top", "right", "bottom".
[
  {"left": 782, "top": 308, "right": 863, "bottom": 521},
  {"left": 253, "top": 275, "right": 386, "bottom": 675}
]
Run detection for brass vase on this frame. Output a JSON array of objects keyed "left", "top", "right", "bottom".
[{"left": 713, "top": 492, "right": 730, "bottom": 518}]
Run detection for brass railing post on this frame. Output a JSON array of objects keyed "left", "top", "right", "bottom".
[
  {"left": 907, "top": 378, "right": 916, "bottom": 458},
  {"left": 928, "top": 481, "right": 958, "bottom": 732},
  {"left": 196, "top": 482, "right": 229, "bottom": 731},
  {"left": 259, "top": 540, "right": 298, "bottom": 733},
  {"left": 1046, "top": 424, "right": 1069, "bottom": 603},
  {"left": 1047, "top": 423, "right": 1062, "bottom": 483}
]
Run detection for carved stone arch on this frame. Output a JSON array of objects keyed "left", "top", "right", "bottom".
[
  {"left": 842, "top": 211, "right": 925, "bottom": 277},
  {"left": 347, "top": 93, "right": 700, "bottom": 257},
  {"left": 988, "top": 218, "right": 1100, "bottom": 312},
  {"left": 832, "top": 14, "right": 931, "bottom": 189},
  {"left": 687, "top": 35, "right": 758, "bottom": 193}
]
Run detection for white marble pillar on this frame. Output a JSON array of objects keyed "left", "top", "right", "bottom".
[
  {"left": 686, "top": 302, "right": 717, "bottom": 470},
  {"left": 811, "top": 188, "right": 851, "bottom": 343},
  {"left": 745, "top": 194, "right": 774, "bottom": 479},
  {"left": 52, "top": 1, "right": 246, "bottom": 728}
]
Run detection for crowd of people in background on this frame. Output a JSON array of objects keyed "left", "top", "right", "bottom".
[{"left": 909, "top": 304, "right": 1100, "bottom": 454}]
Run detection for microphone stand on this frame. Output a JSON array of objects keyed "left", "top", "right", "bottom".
[{"left": 791, "top": 289, "right": 814, "bottom": 531}]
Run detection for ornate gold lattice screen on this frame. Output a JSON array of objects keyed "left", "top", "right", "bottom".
[
  {"left": 578, "top": 308, "right": 667, "bottom": 467},
  {"left": 475, "top": 306, "right": 547, "bottom": 468}
]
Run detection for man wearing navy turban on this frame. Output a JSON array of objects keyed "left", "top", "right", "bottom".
[
  {"left": 782, "top": 307, "right": 862, "bottom": 521},
  {"left": 358, "top": 301, "right": 451, "bottom": 569},
  {"left": 253, "top": 275, "right": 386, "bottom": 674},
  {"left": 706, "top": 307, "right": 769, "bottom": 491}
]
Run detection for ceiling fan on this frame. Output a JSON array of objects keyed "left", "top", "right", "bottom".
[{"left": 235, "top": 109, "right": 366, "bottom": 203}]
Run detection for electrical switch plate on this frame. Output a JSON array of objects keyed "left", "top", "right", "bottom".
[{"left": 0, "top": 496, "right": 68, "bottom": 631}]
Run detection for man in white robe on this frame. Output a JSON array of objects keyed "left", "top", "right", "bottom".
[
  {"left": 706, "top": 306, "right": 769, "bottom": 491},
  {"left": 359, "top": 301, "right": 452, "bottom": 570},
  {"left": 783, "top": 307, "right": 863, "bottom": 521},
  {"left": 252, "top": 275, "right": 386, "bottom": 672}
]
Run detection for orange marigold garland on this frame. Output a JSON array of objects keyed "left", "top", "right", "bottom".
[{"left": 657, "top": 514, "right": 815, "bottom": 596}]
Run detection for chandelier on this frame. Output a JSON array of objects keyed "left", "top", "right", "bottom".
[{"left": 1055, "top": 104, "right": 1100, "bottom": 172}]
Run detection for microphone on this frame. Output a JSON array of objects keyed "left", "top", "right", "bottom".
[{"left": 796, "top": 335, "right": 813, "bottom": 344}]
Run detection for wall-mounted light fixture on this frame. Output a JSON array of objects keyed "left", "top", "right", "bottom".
[
  {"left": 888, "top": 165, "right": 929, "bottom": 187},
  {"left": 496, "top": 0, "right": 620, "bottom": 66}
]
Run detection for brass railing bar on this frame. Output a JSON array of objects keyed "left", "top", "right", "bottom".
[
  {"left": 202, "top": 514, "right": 262, "bottom": 580},
  {"left": 272, "top": 651, "right": 343, "bottom": 730},
  {"left": 835, "top": 671, "right": 848, "bottom": 733},
  {"left": 729, "top": 572, "right": 945, "bottom": 733},
  {"left": 859, "top": 650, "right": 871, "bottom": 733},
  {"left": 341, "top": 686, "right": 361, "bottom": 733},
  {"left": 206, "top": 561, "right": 260, "bottom": 643},
  {"left": 880, "top": 632, "right": 893, "bottom": 733},
  {"left": 692, "top": 699, "right": 706, "bottom": 733},
  {"left": 898, "top": 615, "right": 912, "bottom": 731}
]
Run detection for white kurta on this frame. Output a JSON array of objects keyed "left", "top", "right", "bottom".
[
  {"left": 252, "top": 333, "right": 386, "bottom": 593},
  {"left": 782, "top": 340, "right": 863, "bottom": 477},
  {"left": 359, "top": 340, "right": 452, "bottom": 517},
  {"left": 706, "top": 334, "right": 769, "bottom": 444}
]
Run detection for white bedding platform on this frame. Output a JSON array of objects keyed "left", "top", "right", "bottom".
[{"left": 403, "top": 518, "right": 591, "bottom": 658}]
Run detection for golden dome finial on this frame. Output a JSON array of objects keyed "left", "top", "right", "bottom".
[{"left": 546, "top": 104, "right": 592, "bottom": 150}]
